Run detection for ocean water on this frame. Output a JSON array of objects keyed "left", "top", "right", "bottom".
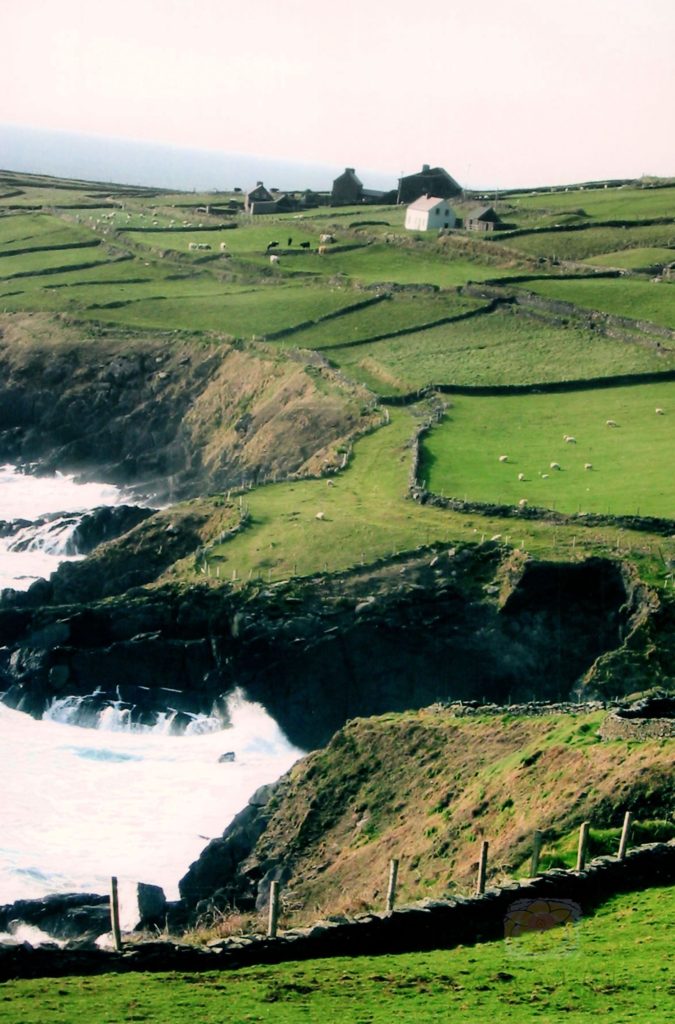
[{"left": 0, "top": 466, "right": 302, "bottom": 905}]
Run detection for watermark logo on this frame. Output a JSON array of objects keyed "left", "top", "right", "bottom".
[{"left": 504, "top": 898, "right": 582, "bottom": 958}]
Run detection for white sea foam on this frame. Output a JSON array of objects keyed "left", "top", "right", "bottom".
[
  {"left": 0, "top": 464, "right": 125, "bottom": 591},
  {"left": 0, "top": 692, "right": 302, "bottom": 904}
]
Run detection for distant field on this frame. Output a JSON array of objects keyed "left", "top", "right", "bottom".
[
  {"left": 587, "top": 247, "right": 674, "bottom": 270},
  {"left": 420, "top": 381, "right": 675, "bottom": 517},
  {"left": 505, "top": 184, "right": 675, "bottom": 225},
  {"left": 319, "top": 308, "right": 675, "bottom": 394},
  {"left": 524, "top": 277, "right": 675, "bottom": 328},
  {"left": 0, "top": 211, "right": 99, "bottom": 248},
  {"left": 499, "top": 224, "right": 675, "bottom": 261},
  {"left": 280, "top": 293, "right": 482, "bottom": 349}
]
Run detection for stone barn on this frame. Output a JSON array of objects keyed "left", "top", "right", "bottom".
[
  {"left": 405, "top": 196, "right": 457, "bottom": 232},
  {"left": 331, "top": 168, "right": 364, "bottom": 205},
  {"left": 465, "top": 205, "right": 503, "bottom": 232},
  {"left": 245, "top": 181, "right": 274, "bottom": 213},
  {"left": 397, "top": 164, "right": 462, "bottom": 204}
]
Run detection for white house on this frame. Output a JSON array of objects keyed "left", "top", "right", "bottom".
[{"left": 405, "top": 195, "right": 457, "bottom": 232}]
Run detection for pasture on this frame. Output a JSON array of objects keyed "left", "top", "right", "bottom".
[
  {"left": 496, "top": 224, "right": 675, "bottom": 262},
  {"left": 191, "top": 408, "right": 673, "bottom": 590},
  {"left": 503, "top": 183, "right": 675, "bottom": 225},
  {"left": 419, "top": 382, "right": 675, "bottom": 518},
  {"left": 525, "top": 277, "right": 675, "bottom": 329},
  {"left": 2, "top": 885, "right": 673, "bottom": 1023},
  {"left": 317, "top": 307, "right": 675, "bottom": 394}
]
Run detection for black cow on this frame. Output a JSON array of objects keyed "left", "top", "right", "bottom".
[
  {"left": 287, "top": 237, "right": 293, "bottom": 246},
  {"left": 266, "top": 241, "right": 279, "bottom": 251},
  {"left": 300, "top": 241, "right": 310, "bottom": 249}
]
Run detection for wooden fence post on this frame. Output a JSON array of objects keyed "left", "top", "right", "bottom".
[
  {"left": 576, "top": 821, "right": 590, "bottom": 871},
  {"left": 385, "top": 858, "right": 399, "bottom": 914},
  {"left": 267, "top": 880, "right": 280, "bottom": 938},
  {"left": 530, "top": 830, "right": 544, "bottom": 877},
  {"left": 618, "top": 811, "right": 633, "bottom": 860},
  {"left": 110, "top": 876, "right": 122, "bottom": 952},
  {"left": 476, "top": 841, "right": 489, "bottom": 895}
]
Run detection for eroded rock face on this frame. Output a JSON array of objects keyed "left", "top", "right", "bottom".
[{"left": 0, "top": 550, "right": 640, "bottom": 747}]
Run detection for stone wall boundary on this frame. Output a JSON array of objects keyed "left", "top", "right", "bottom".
[{"left": 1, "top": 840, "right": 673, "bottom": 980}]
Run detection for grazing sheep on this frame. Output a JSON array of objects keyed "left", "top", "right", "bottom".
[
  {"left": 518, "top": 472, "right": 525, "bottom": 481},
  {"left": 319, "top": 233, "right": 335, "bottom": 244},
  {"left": 188, "top": 242, "right": 198, "bottom": 251},
  {"left": 219, "top": 242, "right": 229, "bottom": 251},
  {"left": 564, "top": 435, "right": 576, "bottom": 443},
  {"left": 315, "top": 511, "right": 325, "bottom": 520},
  {"left": 541, "top": 473, "right": 549, "bottom": 479},
  {"left": 518, "top": 498, "right": 528, "bottom": 507},
  {"left": 584, "top": 463, "right": 593, "bottom": 470},
  {"left": 318, "top": 245, "right": 327, "bottom": 255},
  {"left": 550, "top": 462, "right": 561, "bottom": 470},
  {"left": 498, "top": 455, "right": 509, "bottom": 463},
  {"left": 656, "top": 407, "right": 665, "bottom": 415},
  {"left": 606, "top": 419, "right": 618, "bottom": 427},
  {"left": 326, "top": 479, "right": 335, "bottom": 487},
  {"left": 269, "top": 254, "right": 280, "bottom": 265}
]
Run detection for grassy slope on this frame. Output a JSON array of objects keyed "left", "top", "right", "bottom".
[
  {"left": 524, "top": 277, "right": 675, "bottom": 329},
  {"left": 247, "top": 710, "right": 674, "bottom": 917}
]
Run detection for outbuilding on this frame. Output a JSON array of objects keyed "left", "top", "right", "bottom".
[
  {"left": 465, "top": 205, "right": 503, "bottom": 232},
  {"left": 405, "top": 196, "right": 457, "bottom": 232}
]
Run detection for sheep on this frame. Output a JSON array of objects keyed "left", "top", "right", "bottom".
[
  {"left": 564, "top": 435, "right": 576, "bottom": 443},
  {"left": 518, "top": 498, "right": 528, "bottom": 508},
  {"left": 198, "top": 243, "right": 212, "bottom": 250},
  {"left": 219, "top": 242, "right": 229, "bottom": 251},
  {"left": 326, "top": 479, "right": 335, "bottom": 487},
  {"left": 541, "top": 473, "right": 549, "bottom": 479},
  {"left": 655, "top": 407, "right": 665, "bottom": 415},
  {"left": 269, "top": 254, "right": 280, "bottom": 265},
  {"left": 318, "top": 245, "right": 327, "bottom": 255},
  {"left": 606, "top": 419, "right": 618, "bottom": 427},
  {"left": 518, "top": 472, "right": 525, "bottom": 481},
  {"left": 266, "top": 241, "right": 279, "bottom": 251},
  {"left": 188, "top": 242, "right": 198, "bottom": 251},
  {"left": 319, "top": 233, "right": 335, "bottom": 244},
  {"left": 584, "top": 463, "right": 593, "bottom": 470},
  {"left": 498, "top": 455, "right": 509, "bottom": 463},
  {"left": 315, "top": 511, "right": 325, "bottom": 520},
  {"left": 550, "top": 462, "right": 561, "bottom": 470}
]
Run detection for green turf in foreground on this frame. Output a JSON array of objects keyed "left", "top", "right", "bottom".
[
  {"left": 2, "top": 885, "right": 672, "bottom": 1023},
  {"left": 421, "top": 382, "right": 675, "bottom": 518}
]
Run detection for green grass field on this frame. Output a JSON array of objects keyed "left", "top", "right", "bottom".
[
  {"left": 318, "top": 308, "right": 675, "bottom": 394},
  {"left": 2, "top": 885, "right": 672, "bottom": 1023},
  {"left": 498, "top": 225, "right": 675, "bottom": 262},
  {"left": 524, "top": 277, "right": 675, "bottom": 329},
  {"left": 191, "top": 408, "right": 674, "bottom": 590},
  {"left": 587, "top": 247, "right": 675, "bottom": 270},
  {"left": 420, "top": 382, "right": 675, "bottom": 517},
  {"left": 503, "top": 183, "right": 675, "bottom": 226}
]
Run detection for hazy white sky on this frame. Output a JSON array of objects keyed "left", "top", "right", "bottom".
[{"left": 2, "top": 0, "right": 674, "bottom": 188}]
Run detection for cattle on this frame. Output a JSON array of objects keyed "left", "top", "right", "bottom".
[
  {"left": 319, "top": 233, "right": 335, "bottom": 244},
  {"left": 266, "top": 241, "right": 279, "bottom": 251},
  {"left": 300, "top": 241, "right": 310, "bottom": 249},
  {"left": 318, "top": 245, "right": 327, "bottom": 255},
  {"left": 287, "top": 237, "right": 293, "bottom": 246}
]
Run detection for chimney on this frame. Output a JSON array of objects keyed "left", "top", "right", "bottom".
[{"left": 422, "top": 164, "right": 430, "bottom": 173}]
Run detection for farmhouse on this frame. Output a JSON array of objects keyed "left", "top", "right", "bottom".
[
  {"left": 397, "top": 164, "right": 462, "bottom": 205},
  {"left": 405, "top": 196, "right": 457, "bottom": 232},
  {"left": 465, "top": 205, "right": 503, "bottom": 232},
  {"left": 331, "top": 169, "right": 393, "bottom": 206},
  {"left": 331, "top": 168, "right": 363, "bottom": 205},
  {"left": 245, "top": 181, "right": 274, "bottom": 213}
]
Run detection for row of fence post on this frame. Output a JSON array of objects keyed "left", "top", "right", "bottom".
[{"left": 108, "top": 813, "right": 635, "bottom": 944}]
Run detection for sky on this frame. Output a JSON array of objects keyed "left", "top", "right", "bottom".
[{"left": 1, "top": 0, "right": 674, "bottom": 190}]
